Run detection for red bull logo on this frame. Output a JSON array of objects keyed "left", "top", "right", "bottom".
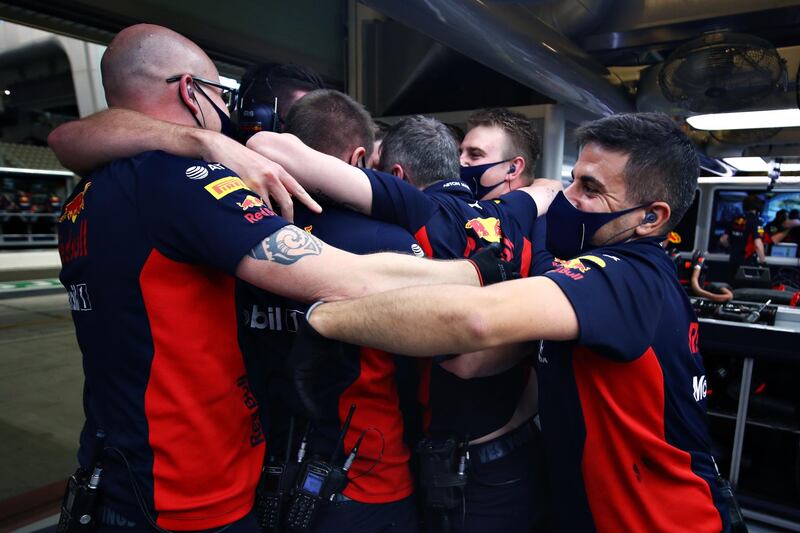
[
  {"left": 59, "top": 182, "right": 91, "bottom": 223},
  {"left": 552, "top": 255, "right": 607, "bottom": 280},
  {"left": 237, "top": 195, "right": 265, "bottom": 211},
  {"left": 554, "top": 257, "right": 591, "bottom": 274},
  {"left": 667, "top": 231, "right": 682, "bottom": 244},
  {"left": 464, "top": 217, "right": 502, "bottom": 243}
]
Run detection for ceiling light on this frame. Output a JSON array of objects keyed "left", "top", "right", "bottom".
[
  {"left": 687, "top": 108, "right": 800, "bottom": 130},
  {"left": 3, "top": 90, "right": 9, "bottom": 96},
  {"left": 723, "top": 157, "right": 800, "bottom": 172}
]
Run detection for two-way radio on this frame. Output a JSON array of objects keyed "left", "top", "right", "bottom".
[
  {"left": 285, "top": 404, "right": 359, "bottom": 533},
  {"left": 57, "top": 431, "right": 105, "bottom": 533},
  {"left": 256, "top": 417, "right": 301, "bottom": 532}
]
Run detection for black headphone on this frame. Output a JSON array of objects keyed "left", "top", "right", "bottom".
[
  {"left": 235, "top": 63, "right": 326, "bottom": 141},
  {"left": 508, "top": 163, "right": 517, "bottom": 174},
  {"left": 644, "top": 211, "right": 657, "bottom": 224}
]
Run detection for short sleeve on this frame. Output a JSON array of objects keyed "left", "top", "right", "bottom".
[
  {"left": 493, "top": 190, "right": 538, "bottom": 227},
  {"left": 544, "top": 248, "right": 663, "bottom": 361},
  {"left": 529, "top": 218, "right": 556, "bottom": 276},
  {"left": 136, "top": 152, "right": 289, "bottom": 275},
  {"left": 362, "top": 168, "right": 438, "bottom": 233},
  {"left": 369, "top": 222, "right": 424, "bottom": 256}
]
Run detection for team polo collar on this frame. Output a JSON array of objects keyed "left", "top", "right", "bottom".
[{"left": 423, "top": 179, "right": 475, "bottom": 199}]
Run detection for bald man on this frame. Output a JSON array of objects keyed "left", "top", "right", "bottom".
[{"left": 56, "top": 24, "right": 504, "bottom": 532}]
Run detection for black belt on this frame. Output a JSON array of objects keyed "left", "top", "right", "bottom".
[{"left": 468, "top": 418, "right": 538, "bottom": 465}]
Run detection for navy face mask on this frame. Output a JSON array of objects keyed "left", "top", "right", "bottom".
[
  {"left": 193, "top": 83, "right": 239, "bottom": 140},
  {"left": 545, "top": 191, "right": 647, "bottom": 259},
  {"left": 460, "top": 160, "right": 508, "bottom": 199}
]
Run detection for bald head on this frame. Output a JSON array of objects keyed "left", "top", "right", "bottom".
[{"left": 101, "top": 24, "right": 218, "bottom": 110}]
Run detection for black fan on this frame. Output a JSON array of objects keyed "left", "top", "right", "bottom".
[{"left": 659, "top": 32, "right": 785, "bottom": 113}]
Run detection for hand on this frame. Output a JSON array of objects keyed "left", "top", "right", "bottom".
[
  {"left": 199, "top": 131, "right": 321, "bottom": 222},
  {"left": 467, "top": 243, "right": 520, "bottom": 286},
  {"left": 284, "top": 308, "right": 343, "bottom": 421}
]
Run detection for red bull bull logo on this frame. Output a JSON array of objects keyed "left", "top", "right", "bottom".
[
  {"left": 464, "top": 217, "right": 502, "bottom": 243},
  {"left": 552, "top": 255, "right": 607, "bottom": 280},
  {"left": 59, "top": 182, "right": 91, "bottom": 223},
  {"left": 237, "top": 195, "right": 265, "bottom": 211},
  {"left": 667, "top": 231, "right": 682, "bottom": 244}
]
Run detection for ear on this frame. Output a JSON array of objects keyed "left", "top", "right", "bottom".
[
  {"left": 178, "top": 74, "right": 200, "bottom": 115},
  {"left": 349, "top": 146, "right": 367, "bottom": 167},
  {"left": 506, "top": 156, "right": 525, "bottom": 182},
  {"left": 390, "top": 164, "right": 405, "bottom": 181},
  {"left": 634, "top": 201, "right": 671, "bottom": 237}
]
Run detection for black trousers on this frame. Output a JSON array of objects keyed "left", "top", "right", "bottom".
[
  {"left": 429, "top": 438, "right": 550, "bottom": 533},
  {"left": 313, "top": 495, "right": 421, "bottom": 533}
]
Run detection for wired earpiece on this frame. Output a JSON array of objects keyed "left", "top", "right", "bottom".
[
  {"left": 644, "top": 211, "right": 657, "bottom": 224},
  {"left": 508, "top": 163, "right": 517, "bottom": 174}
]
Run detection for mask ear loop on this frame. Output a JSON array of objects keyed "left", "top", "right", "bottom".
[{"left": 191, "top": 81, "right": 210, "bottom": 129}]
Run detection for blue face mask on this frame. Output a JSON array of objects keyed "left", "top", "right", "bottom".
[
  {"left": 545, "top": 191, "right": 648, "bottom": 259},
  {"left": 460, "top": 160, "right": 508, "bottom": 199},
  {"left": 193, "top": 82, "right": 238, "bottom": 140}
]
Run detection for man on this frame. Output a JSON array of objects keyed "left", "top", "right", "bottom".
[
  {"left": 53, "top": 24, "right": 504, "bottom": 532},
  {"left": 241, "top": 88, "right": 422, "bottom": 531},
  {"left": 49, "top": 99, "right": 558, "bottom": 530},
  {"left": 459, "top": 108, "right": 539, "bottom": 201},
  {"left": 251, "top": 116, "right": 557, "bottom": 532},
  {"left": 304, "top": 112, "right": 733, "bottom": 533},
  {"left": 236, "top": 62, "right": 325, "bottom": 135},
  {"left": 719, "top": 194, "right": 767, "bottom": 282}
]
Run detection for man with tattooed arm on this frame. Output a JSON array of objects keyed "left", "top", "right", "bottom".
[{"left": 54, "top": 24, "right": 508, "bottom": 532}]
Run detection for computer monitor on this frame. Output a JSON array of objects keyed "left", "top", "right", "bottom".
[{"left": 770, "top": 243, "right": 798, "bottom": 258}]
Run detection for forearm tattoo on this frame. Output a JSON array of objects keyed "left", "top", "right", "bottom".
[{"left": 249, "top": 226, "right": 323, "bottom": 265}]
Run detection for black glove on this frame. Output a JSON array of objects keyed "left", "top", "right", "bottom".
[
  {"left": 284, "top": 305, "right": 342, "bottom": 421},
  {"left": 467, "top": 243, "right": 520, "bottom": 286}
]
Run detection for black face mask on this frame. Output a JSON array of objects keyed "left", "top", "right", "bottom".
[{"left": 192, "top": 82, "right": 238, "bottom": 140}]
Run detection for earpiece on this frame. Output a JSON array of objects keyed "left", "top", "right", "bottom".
[
  {"left": 644, "top": 212, "right": 657, "bottom": 224},
  {"left": 188, "top": 86, "right": 195, "bottom": 99},
  {"left": 508, "top": 163, "right": 517, "bottom": 174}
]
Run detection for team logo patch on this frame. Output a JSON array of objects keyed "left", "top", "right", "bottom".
[
  {"left": 59, "top": 182, "right": 91, "bottom": 223},
  {"left": 411, "top": 243, "right": 425, "bottom": 257},
  {"left": 205, "top": 176, "right": 248, "bottom": 199},
  {"left": 237, "top": 195, "right": 264, "bottom": 210},
  {"left": 551, "top": 255, "right": 607, "bottom": 280},
  {"left": 464, "top": 217, "right": 502, "bottom": 243},
  {"left": 304, "top": 225, "right": 313, "bottom": 233},
  {"left": 185, "top": 165, "right": 209, "bottom": 180},
  {"left": 667, "top": 231, "right": 682, "bottom": 244}
]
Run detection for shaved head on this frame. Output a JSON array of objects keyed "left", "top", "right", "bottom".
[{"left": 101, "top": 24, "right": 218, "bottom": 110}]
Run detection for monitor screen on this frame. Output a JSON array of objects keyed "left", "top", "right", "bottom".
[
  {"left": 709, "top": 189, "right": 800, "bottom": 252},
  {"left": 770, "top": 243, "right": 798, "bottom": 258}
]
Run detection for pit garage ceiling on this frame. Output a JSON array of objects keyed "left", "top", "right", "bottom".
[{"left": 0, "top": 0, "right": 347, "bottom": 82}]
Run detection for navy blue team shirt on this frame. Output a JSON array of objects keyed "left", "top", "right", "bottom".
[
  {"left": 58, "top": 151, "right": 287, "bottom": 529},
  {"left": 361, "top": 169, "right": 546, "bottom": 437},
  {"left": 237, "top": 204, "right": 423, "bottom": 503},
  {"left": 537, "top": 236, "right": 729, "bottom": 532}
]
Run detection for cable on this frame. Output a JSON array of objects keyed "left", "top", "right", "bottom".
[
  {"left": 346, "top": 427, "right": 385, "bottom": 481},
  {"left": 105, "top": 447, "right": 232, "bottom": 533}
]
